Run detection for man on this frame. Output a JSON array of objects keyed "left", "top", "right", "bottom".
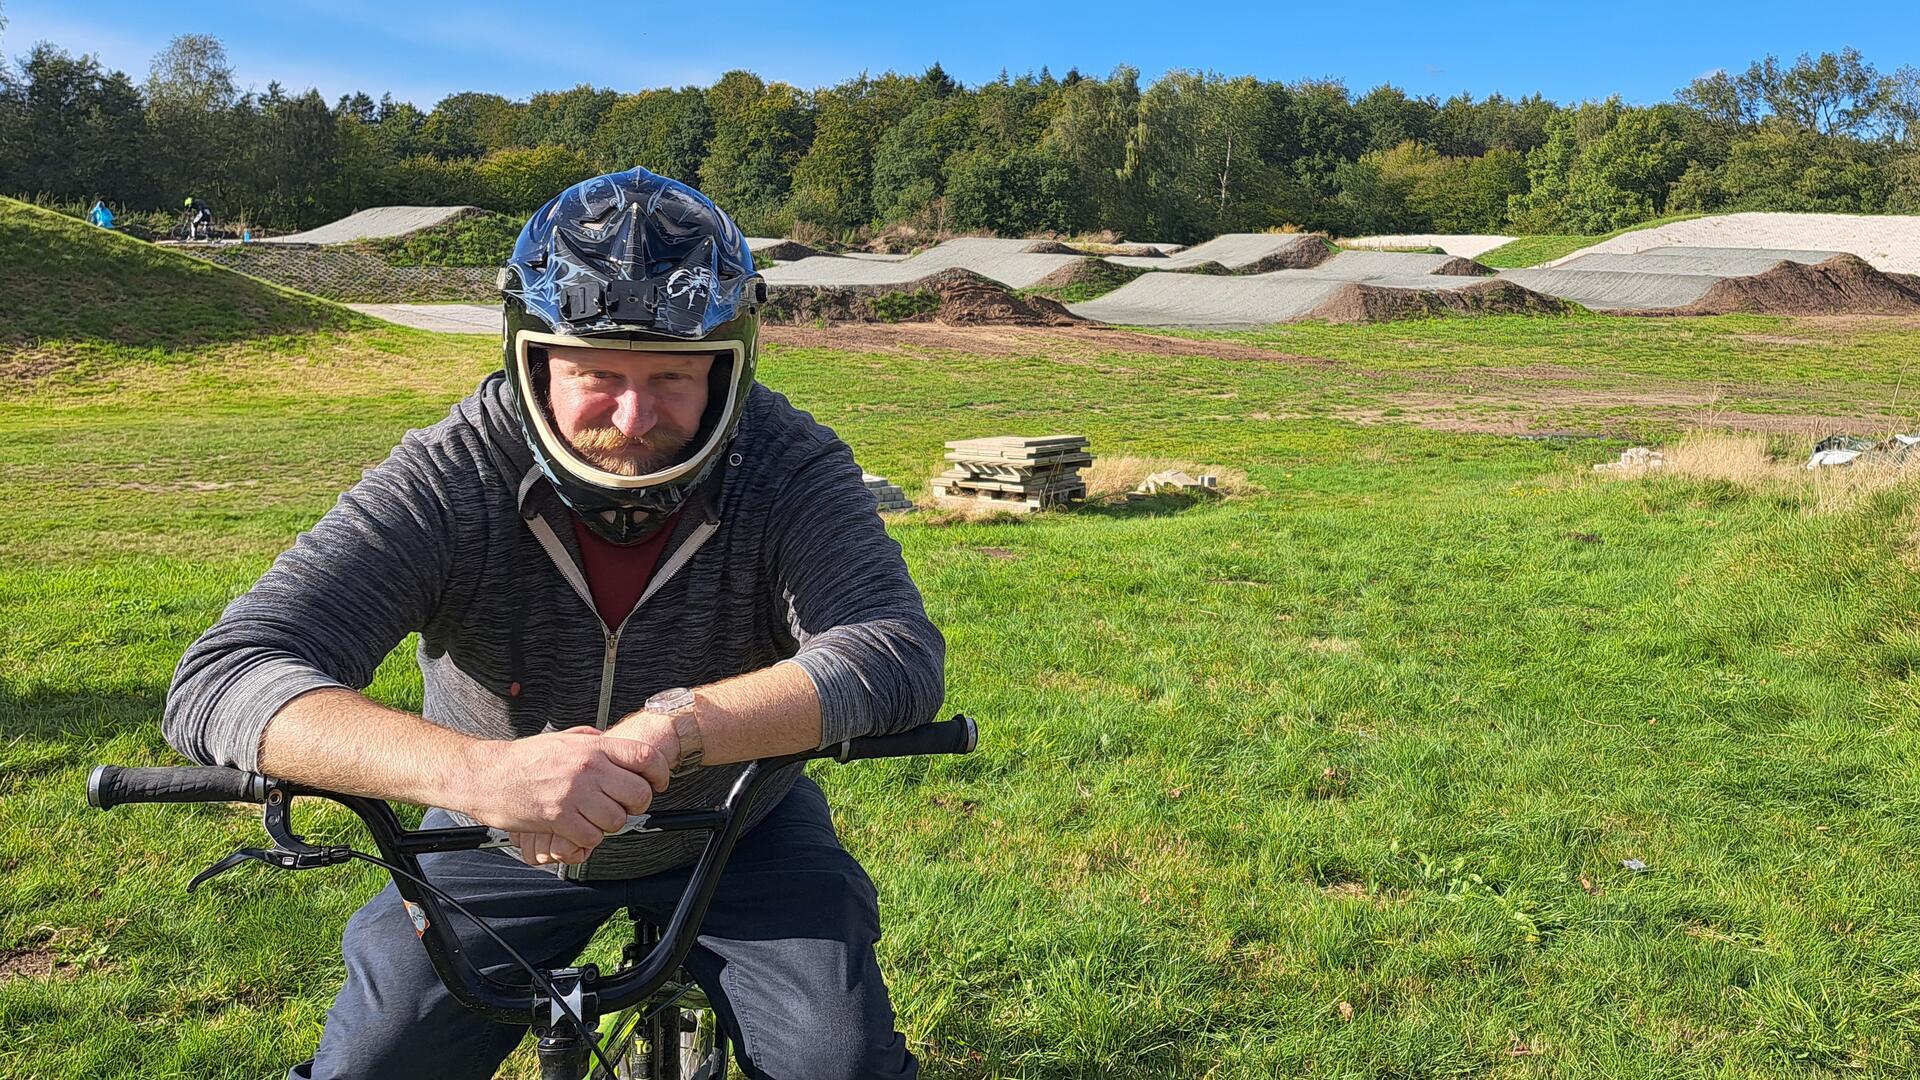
[{"left": 164, "top": 168, "right": 945, "bottom": 1079}]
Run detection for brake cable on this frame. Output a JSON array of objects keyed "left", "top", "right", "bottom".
[{"left": 345, "top": 850, "right": 621, "bottom": 1079}]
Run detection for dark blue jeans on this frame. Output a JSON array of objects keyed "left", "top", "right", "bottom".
[{"left": 291, "top": 776, "right": 916, "bottom": 1079}]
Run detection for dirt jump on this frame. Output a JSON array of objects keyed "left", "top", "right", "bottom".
[{"left": 261, "top": 206, "right": 482, "bottom": 245}]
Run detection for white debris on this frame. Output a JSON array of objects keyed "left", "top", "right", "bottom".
[
  {"left": 1593, "top": 447, "right": 1665, "bottom": 472},
  {"left": 1130, "top": 470, "right": 1220, "bottom": 498}
]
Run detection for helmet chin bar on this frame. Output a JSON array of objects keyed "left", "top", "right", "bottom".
[
  {"left": 513, "top": 330, "right": 744, "bottom": 496},
  {"left": 585, "top": 504, "right": 677, "bottom": 545}
]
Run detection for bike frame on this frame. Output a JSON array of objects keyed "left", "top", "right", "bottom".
[{"left": 89, "top": 715, "right": 977, "bottom": 1080}]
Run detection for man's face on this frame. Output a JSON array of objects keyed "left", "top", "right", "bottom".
[{"left": 543, "top": 345, "right": 713, "bottom": 476}]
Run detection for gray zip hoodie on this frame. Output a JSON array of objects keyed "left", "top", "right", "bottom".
[{"left": 164, "top": 372, "right": 945, "bottom": 880}]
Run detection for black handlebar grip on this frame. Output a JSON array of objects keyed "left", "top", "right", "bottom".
[
  {"left": 87, "top": 765, "right": 269, "bottom": 810},
  {"left": 834, "top": 715, "right": 978, "bottom": 762}
]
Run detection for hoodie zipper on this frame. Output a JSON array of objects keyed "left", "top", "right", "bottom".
[{"left": 589, "top": 520, "right": 717, "bottom": 728}]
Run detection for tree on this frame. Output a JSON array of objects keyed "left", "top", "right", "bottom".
[
  {"left": 1042, "top": 66, "right": 1146, "bottom": 236},
  {"left": 145, "top": 34, "right": 241, "bottom": 203},
  {"left": 1510, "top": 99, "right": 1687, "bottom": 233},
  {"left": 869, "top": 94, "right": 973, "bottom": 226},
  {"left": 786, "top": 72, "right": 921, "bottom": 231},
  {"left": 421, "top": 92, "right": 520, "bottom": 159},
  {"left": 0, "top": 44, "right": 149, "bottom": 204},
  {"left": 475, "top": 145, "right": 592, "bottom": 212},
  {"left": 589, "top": 88, "right": 708, "bottom": 179},
  {"left": 518, "top": 84, "right": 618, "bottom": 151},
  {"left": 1717, "top": 121, "right": 1888, "bottom": 211},
  {"left": 1353, "top": 85, "right": 1436, "bottom": 153},
  {"left": 1734, "top": 49, "right": 1891, "bottom": 138},
  {"left": 368, "top": 96, "right": 428, "bottom": 161},
  {"left": 250, "top": 85, "right": 340, "bottom": 226},
  {"left": 698, "top": 71, "right": 812, "bottom": 230},
  {"left": 944, "top": 145, "right": 1079, "bottom": 235}
]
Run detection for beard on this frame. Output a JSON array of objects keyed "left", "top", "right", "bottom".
[{"left": 563, "top": 419, "right": 696, "bottom": 476}]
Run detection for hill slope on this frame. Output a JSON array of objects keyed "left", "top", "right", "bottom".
[{"left": 0, "top": 197, "right": 363, "bottom": 355}]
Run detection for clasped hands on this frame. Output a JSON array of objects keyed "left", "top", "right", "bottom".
[{"left": 455, "top": 711, "right": 684, "bottom": 866}]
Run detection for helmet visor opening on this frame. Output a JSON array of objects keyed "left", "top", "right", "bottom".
[{"left": 514, "top": 330, "right": 745, "bottom": 492}]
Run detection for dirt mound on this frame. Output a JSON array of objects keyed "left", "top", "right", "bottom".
[
  {"left": 1431, "top": 257, "right": 1496, "bottom": 277},
  {"left": 1174, "top": 260, "right": 1236, "bottom": 276},
  {"left": 765, "top": 268, "right": 1079, "bottom": 326},
  {"left": 1021, "top": 240, "right": 1088, "bottom": 255},
  {"left": 1657, "top": 254, "right": 1920, "bottom": 316},
  {"left": 1027, "top": 257, "right": 1147, "bottom": 293},
  {"left": 1304, "top": 279, "right": 1576, "bottom": 325},
  {"left": 1236, "top": 233, "right": 1337, "bottom": 274},
  {"left": 755, "top": 240, "right": 829, "bottom": 262}
]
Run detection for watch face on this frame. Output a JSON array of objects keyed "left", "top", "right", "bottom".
[{"left": 649, "top": 687, "right": 696, "bottom": 714}]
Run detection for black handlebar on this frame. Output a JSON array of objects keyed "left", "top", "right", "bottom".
[
  {"left": 834, "top": 715, "right": 977, "bottom": 761},
  {"left": 88, "top": 714, "right": 978, "bottom": 1029},
  {"left": 89, "top": 764, "right": 269, "bottom": 809}
]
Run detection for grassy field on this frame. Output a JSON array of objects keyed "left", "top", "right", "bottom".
[{"left": 8, "top": 203, "right": 1920, "bottom": 1077}]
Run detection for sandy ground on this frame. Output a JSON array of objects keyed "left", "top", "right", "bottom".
[
  {"left": 1339, "top": 234, "right": 1515, "bottom": 258},
  {"left": 763, "top": 238, "right": 1084, "bottom": 289},
  {"left": 1496, "top": 268, "right": 1721, "bottom": 311},
  {"left": 263, "top": 206, "right": 479, "bottom": 245},
  {"left": 1104, "top": 233, "right": 1323, "bottom": 270},
  {"left": 1549, "top": 213, "right": 1920, "bottom": 274},
  {"left": 1071, "top": 251, "right": 1495, "bottom": 326},
  {"left": 1557, "top": 247, "right": 1841, "bottom": 275}
]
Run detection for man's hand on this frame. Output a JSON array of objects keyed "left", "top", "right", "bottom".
[
  {"left": 605, "top": 709, "right": 683, "bottom": 771},
  {"left": 448, "top": 726, "right": 670, "bottom": 866}
]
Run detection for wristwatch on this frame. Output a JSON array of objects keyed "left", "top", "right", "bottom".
[{"left": 645, "top": 687, "right": 704, "bottom": 777}]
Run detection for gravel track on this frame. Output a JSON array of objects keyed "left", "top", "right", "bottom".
[{"left": 263, "top": 206, "right": 480, "bottom": 245}]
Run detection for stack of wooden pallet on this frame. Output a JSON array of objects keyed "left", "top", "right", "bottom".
[
  {"left": 862, "top": 472, "right": 915, "bottom": 512},
  {"left": 931, "top": 435, "right": 1092, "bottom": 513}
]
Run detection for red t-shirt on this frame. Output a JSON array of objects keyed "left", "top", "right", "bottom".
[{"left": 568, "top": 511, "right": 682, "bottom": 629}]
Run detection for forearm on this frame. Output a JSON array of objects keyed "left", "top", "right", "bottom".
[
  {"left": 257, "top": 687, "right": 480, "bottom": 808},
  {"left": 695, "top": 661, "right": 823, "bottom": 765},
  {"left": 607, "top": 661, "right": 821, "bottom": 768}
]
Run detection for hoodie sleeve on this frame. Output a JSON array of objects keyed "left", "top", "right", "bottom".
[
  {"left": 162, "top": 429, "right": 461, "bottom": 771},
  {"left": 765, "top": 438, "right": 946, "bottom": 747}
]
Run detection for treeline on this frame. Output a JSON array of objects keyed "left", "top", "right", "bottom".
[{"left": 3, "top": 29, "right": 1918, "bottom": 243}]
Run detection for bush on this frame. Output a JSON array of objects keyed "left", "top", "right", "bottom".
[
  {"left": 870, "top": 288, "right": 939, "bottom": 321},
  {"left": 363, "top": 210, "right": 522, "bottom": 266},
  {"left": 944, "top": 147, "right": 1083, "bottom": 235}
]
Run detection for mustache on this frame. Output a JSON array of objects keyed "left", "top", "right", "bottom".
[
  {"left": 566, "top": 427, "right": 681, "bottom": 452},
  {"left": 562, "top": 422, "right": 695, "bottom": 476}
]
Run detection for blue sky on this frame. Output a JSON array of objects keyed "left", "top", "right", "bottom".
[{"left": 3, "top": 0, "right": 1914, "bottom": 109}]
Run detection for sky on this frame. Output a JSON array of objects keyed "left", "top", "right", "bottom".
[{"left": 3, "top": 0, "right": 1916, "bottom": 110}]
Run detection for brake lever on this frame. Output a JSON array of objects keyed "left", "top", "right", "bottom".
[{"left": 186, "top": 783, "right": 352, "bottom": 892}]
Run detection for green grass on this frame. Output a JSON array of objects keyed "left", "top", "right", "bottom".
[
  {"left": 9, "top": 204, "right": 1920, "bottom": 1075},
  {"left": 0, "top": 196, "right": 366, "bottom": 356},
  {"left": 1478, "top": 215, "right": 1708, "bottom": 269},
  {"left": 359, "top": 210, "right": 522, "bottom": 267},
  {"left": 1020, "top": 260, "right": 1149, "bottom": 304}
]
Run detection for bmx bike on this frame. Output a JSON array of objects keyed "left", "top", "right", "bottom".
[{"left": 89, "top": 715, "right": 978, "bottom": 1079}]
